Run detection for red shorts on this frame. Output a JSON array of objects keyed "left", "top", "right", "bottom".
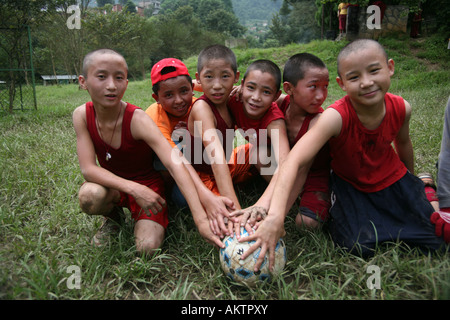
[
  {"left": 425, "top": 186, "right": 439, "bottom": 203},
  {"left": 117, "top": 178, "right": 168, "bottom": 228},
  {"left": 298, "top": 174, "right": 331, "bottom": 222},
  {"left": 339, "top": 14, "right": 347, "bottom": 30},
  {"left": 198, "top": 143, "right": 255, "bottom": 195}
]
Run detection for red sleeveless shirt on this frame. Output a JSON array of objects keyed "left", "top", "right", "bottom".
[
  {"left": 328, "top": 93, "right": 407, "bottom": 192},
  {"left": 279, "top": 95, "right": 330, "bottom": 192},
  {"left": 188, "top": 95, "right": 235, "bottom": 174},
  {"left": 85, "top": 101, "right": 161, "bottom": 182}
]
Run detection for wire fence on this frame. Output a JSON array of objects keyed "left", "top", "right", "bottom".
[{"left": 0, "top": 26, "right": 37, "bottom": 114}]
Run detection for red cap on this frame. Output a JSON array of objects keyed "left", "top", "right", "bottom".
[{"left": 151, "top": 58, "right": 190, "bottom": 85}]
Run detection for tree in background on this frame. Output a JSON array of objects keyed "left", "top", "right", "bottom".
[
  {"left": 265, "top": 0, "right": 321, "bottom": 46},
  {"left": 124, "top": 0, "right": 137, "bottom": 13},
  {"left": 159, "top": 0, "right": 245, "bottom": 37},
  {"left": 97, "top": 0, "right": 114, "bottom": 7},
  {"left": 0, "top": 0, "right": 71, "bottom": 112}
]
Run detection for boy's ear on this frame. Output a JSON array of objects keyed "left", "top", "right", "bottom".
[
  {"left": 283, "top": 81, "right": 293, "bottom": 95},
  {"left": 152, "top": 93, "right": 158, "bottom": 102},
  {"left": 388, "top": 59, "right": 395, "bottom": 77},
  {"left": 234, "top": 70, "right": 240, "bottom": 83},
  {"left": 78, "top": 75, "right": 87, "bottom": 90},
  {"left": 195, "top": 72, "right": 201, "bottom": 83},
  {"left": 336, "top": 76, "right": 346, "bottom": 91}
]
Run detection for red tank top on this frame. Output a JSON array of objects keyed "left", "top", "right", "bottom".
[
  {"left": 329, "top": 93, "right": 407, "bottom": 192},
  {"left": 188, "top": 95, "right": 235, "bottom": 173},
  {"left": 228, "top": 95, "right": 284, "bottom": 145},
  {"left": 86, "top": 101, "right": 160, "bottom": 182},
  {"left": 279, "top": 95, "right": 330, "bottom": 192}
]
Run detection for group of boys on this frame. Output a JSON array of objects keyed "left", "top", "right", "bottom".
[{"left": 73, "top": 39, "right": 449, "bottom": 270}]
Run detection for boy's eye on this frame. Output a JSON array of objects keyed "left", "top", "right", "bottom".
[{"left": 370, "top": 68, "right": 380, "bottom": 73}]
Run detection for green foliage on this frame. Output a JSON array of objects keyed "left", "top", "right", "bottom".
[
  {"left": 266, "top": 1, "right": 321, "bottom": 46},
  {"left": 160, "top": 0, "right": 245, "bottom": 37},
  {"left": 231, "top": 0, "right": 282, "bottom": 23},
  {"left": 28, "top": 2, "right": 233, "bottom": 81}
]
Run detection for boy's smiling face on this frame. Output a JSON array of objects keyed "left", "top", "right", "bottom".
[
  {"left": 241, "top": 69, "right": 281, "bottom": 120},
  {"left": 196, "top": 58, "right": 239, "bottom": 107},
  {"left": 285, "top": 67, "right": 329, "bottom": 115},
  {"left": 154, "top": 76, "right": 193, "bottom": 118},
  {"left": 336, "top": 44, "right": 394, "bottom": 110},
  {"left": 79, "top": 52, "right": 128, "bottom": 109}
]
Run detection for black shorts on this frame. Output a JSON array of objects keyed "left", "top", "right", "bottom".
[{"left": 328, "top": 171, "right": 445, "bottom": 257}]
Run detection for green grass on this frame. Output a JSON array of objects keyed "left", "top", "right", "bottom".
[{"left": 1, "top": 37, "right": 449, "bottom": 301}]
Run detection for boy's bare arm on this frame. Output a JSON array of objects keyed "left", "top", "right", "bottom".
[
  {"left": 131, "top": 109, "right": 224, "bottom": 247},
  {"left": 183, "top": 159, "right": 236, "bottom": 237},
  {"left": 267, "top": 119, "right": 290, "bottom": 168},
  {"left": 189, "top": 101, "right": 241, "bottom": 209},
  {"left": 240, "top": 107, "right": 342, "bottom": 271},
  {"left": 394, "top": 100, "right": 414, "bottom": 173},
  {"left": 73, "top": 105, "right": 167, "bottom": 214}
]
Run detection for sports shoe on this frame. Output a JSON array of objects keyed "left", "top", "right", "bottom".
[
  {"left": 91, "top": 206, "right": 125, "bottom": 247},
  {"left": 418, "top": 172, "right": 436, "bottom": 189}
]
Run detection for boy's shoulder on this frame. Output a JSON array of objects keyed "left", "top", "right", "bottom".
[
  {"left": 145, "top": 102, "right": 161, "bottom": 119},
  {"left": 73, "top": 102, "right": 90, "bottom": 121},
  {"left": 191, "top": 95, "right": 214, "bottom": 114}
]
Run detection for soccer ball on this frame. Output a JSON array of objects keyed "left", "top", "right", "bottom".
[{"left": 219, "top": 228, "right": 286, "bottom": 286}]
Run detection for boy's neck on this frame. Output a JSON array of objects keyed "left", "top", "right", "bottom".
[
  {"left": 94, "top": 101, "right": 125, "bottom": 121},
  {"left": 212, "top": 100, "right": 228, "bottom": 111},
  {"left": 287, "top": 99, "right": 309, "bottom": 118},
  {"left": 349, "top": 97, "right": 386, "bottom": 130}
]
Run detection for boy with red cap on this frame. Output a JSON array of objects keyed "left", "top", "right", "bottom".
[{"left": 146, "top": 58, "right": 236, "bottom": 238}]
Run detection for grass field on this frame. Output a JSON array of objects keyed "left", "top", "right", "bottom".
[{"left": 1, "top": 36, "right": 449, "bottom": 302}]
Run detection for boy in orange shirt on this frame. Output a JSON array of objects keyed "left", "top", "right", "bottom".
[{"left": 145, "top": 58, "right": 235, "bottom": 238}]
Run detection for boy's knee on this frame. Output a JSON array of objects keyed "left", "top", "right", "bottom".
[
  {"left": 296, "top": 213, "right": 320, "bottom": 229},
  {"left": 134, "top": 219, "right": 165, "bottom": 255},
  {"left": 78, "top": 183, "right": 115, "bottom": 215},
  {"left": 135, "top": 237, "right": 163, "bottom": 255}
]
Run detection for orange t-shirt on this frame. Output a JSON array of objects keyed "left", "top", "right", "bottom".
[{"left": 145, "top": 97, "right": 196, "bottom": 148}]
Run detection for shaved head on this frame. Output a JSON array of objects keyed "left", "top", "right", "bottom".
[
  {"left": 337, "top": 39, "right": 388, "bottom": 78},
  {"left": 82, "top": 49, "right": 128, "bottom": 77}
]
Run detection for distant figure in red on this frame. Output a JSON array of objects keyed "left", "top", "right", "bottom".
[
  {"left": 410, "top": 8, "right": 423, "bottom": 38},
  {"left": 338, "top": 3, "right": 350, "bottom": 34},
  {"left": 372, "top": 1, "right": 386, "bottom": 22}
]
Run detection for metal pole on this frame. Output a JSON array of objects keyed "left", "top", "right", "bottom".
[{"left": 27, "top": 25, "right": 37, "bottom": 110}]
